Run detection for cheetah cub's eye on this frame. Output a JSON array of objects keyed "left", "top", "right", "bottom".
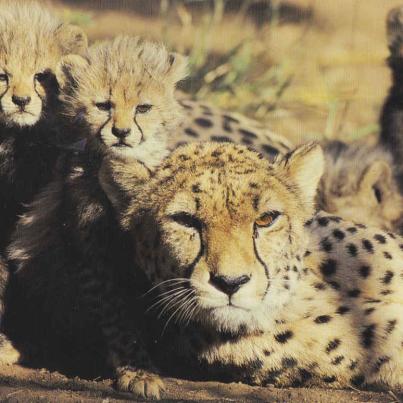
[
  {"left": 95, "top": 101, "right": 113, "bottom": 112},
  {"left": 136, "top": 104, "right": 153, "bottom": 114},
  {"left": 169, "top": 212, "right": 203, "bottom": 231},
  {"left": 0, "top": 73, "right": 8, "bottom": 82},
  {"left": 255, "top": 211, "right": 281, "bottom": 228}
]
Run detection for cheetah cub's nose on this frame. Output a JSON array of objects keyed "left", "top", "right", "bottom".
[
  {"left": 12, "top": 95, "right": 31, "bottom": 108},
  {"left": 209, "top": 274, "right": 251, "bottom": 296},
  {"left": 112, "top": 126, "right": 131, "bottom": 139}
]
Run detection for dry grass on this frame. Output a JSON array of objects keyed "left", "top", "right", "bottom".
[{"left": 55, "top": 0, "right": 403, "bottom": 144}]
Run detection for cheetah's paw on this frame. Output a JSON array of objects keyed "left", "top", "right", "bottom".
[
  {"left": 116, "top": 366, "right": 164, "bottom": 399},
  {"left": 0, "top": 335, "right": 20, "bottom": 365}
]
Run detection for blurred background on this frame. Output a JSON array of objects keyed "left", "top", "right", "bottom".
[{"left": 53, "top": 0, "right": 402, "bottom": 144}]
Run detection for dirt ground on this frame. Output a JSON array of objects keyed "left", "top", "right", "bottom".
[{"left": 0, "top": 365, "right": 401, "bottom": 403}]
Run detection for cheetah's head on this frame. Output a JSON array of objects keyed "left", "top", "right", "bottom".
[
  {"left": 57, "top": 36, "right": 187, "bottom": 167},
  {"left": 0, "top": 1, "right": 87, "bottom": 128},
  {"left": 119, "top": 142, "right": 324, "bottom": 335}
]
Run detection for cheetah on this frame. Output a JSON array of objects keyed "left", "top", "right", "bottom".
[
  {"left": 380, "top": 5, "right": 403, "bottom": 191},
  {"left": 173, "top": 99, "right": 403, "bottom": 232},
  {"left": 6, "top": 36, "right": 187, "bottom": 399},
  {"left": 101, "top": 141, "right": 403, "bottom": 390},
  {"left": 0, "top": 0, "right": 87, "bottom": 251}
]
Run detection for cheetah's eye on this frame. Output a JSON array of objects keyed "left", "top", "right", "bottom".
[
  {"left": 169, "top": 212, "right": 203, "bottom": 231},
  {"left": 136, "top": 104, "right": 152, "bottom": 114},
  {"left": 0, "top": 73, "right": 8, "bottom": 82},
  {"left": 95, "top": 101, "right": 113, "bottom": 112},
  {"left": 255, "top": 211, "right": 281, "bottom": 228}
]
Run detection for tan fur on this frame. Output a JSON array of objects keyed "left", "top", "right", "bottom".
[
  {"left": 57, "top": 36, "right": 187, "bottom": 165},
  {"left": 319, "top": 142, "right": 403, "bottom": 231},
  {"left": 108, "top": 142, "right": 403, "bottom": 390},
  {"left": 0, "top": 0, "right": 87, "bottom": 127}
]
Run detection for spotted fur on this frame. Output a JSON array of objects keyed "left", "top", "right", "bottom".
[
  {"left": 6, "top": 36, "right": 187, "bottom": 400},
  {"left": 0, "top": 0, "right": 87, "bottom": 251},
  {"left": 102, "top": 142, "right": 402, "bottom": 390}
]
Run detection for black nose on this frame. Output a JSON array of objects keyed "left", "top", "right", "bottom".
[
  {"left": 12, "top": 95, "right": 31, "bottom": 108},
  {"left": 112, "top": 126, "right": 131, "bottom": 139},
  {"left": 209, "top": 274, "right": 251, "bottom": 296}
]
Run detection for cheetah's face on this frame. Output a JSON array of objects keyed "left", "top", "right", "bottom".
[
  {"left": 127, "top": 142, "right": 324, "bottom": 335},
  {"left": 0, "top": 9, "right": 87, "bottom": 128},
  {"left": 57, "top": 37, "right": 187, "bottom": 166}
]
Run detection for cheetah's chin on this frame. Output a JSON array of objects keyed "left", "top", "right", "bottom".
[{"left": 4, "top": 111, "right": 40, "bottom": 127}]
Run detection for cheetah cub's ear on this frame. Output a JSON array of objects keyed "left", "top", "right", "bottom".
[
  {"left": 276, "top": 142, "right": 325, "bottom": 207},
  {"left": 165, "top": 52, "right": 188, "bottom": 85},
  {"left": 386, "top": 6, "right": 403, "bottom": 56},
  {"left": 55, "top": 54, "right": 90, "bottom": 91},
  {"left": 55, "top": 24, "right": 88, "bottom": 56},
  {"left": 358, "top": 160, "right": 392, "bottom": 204}
]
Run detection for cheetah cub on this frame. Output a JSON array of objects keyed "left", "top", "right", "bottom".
[
  {"left": 0, "top": 0, "right": 87, "bottom": 251},
  {"left": 106, "top": 142, "right": 402, "bottom": 390},
  {"left": 7, "top": 36, "right": 187, "bottom": 399}
]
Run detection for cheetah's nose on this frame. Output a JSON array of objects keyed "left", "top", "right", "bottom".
[
  {"left": 209, "top": 274, "right": 251, "bottom": 296},
  {"left": 112, "top": 126, "right": 131, "bottom": 139},
  {"left": 12, "top": 95, "right": 31, "bottom": 108}
]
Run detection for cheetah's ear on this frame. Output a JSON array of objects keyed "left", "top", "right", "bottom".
[
  {"left": 55, "top": 54, "right": 90, "bottom": 90},
  {"left": 55, "top": 24, "right": 88, "bottom": 56},
  {"left": 359, "top": 160, "right": 392, "bottom": 203},
  {"left": 386, "top": 6, "right": 403, "bottom": 56},
  {"left": 166, "top": 52, "right": 188, "bottom": 85},
  {"left": 277, "top": 142, "right": 325, "bottom": 205}
]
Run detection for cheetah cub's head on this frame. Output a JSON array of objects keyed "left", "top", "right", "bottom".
[
  {"left": 0, "top": 1, "right": 87, "bottom": 128},
  {"left": 121, "top": 142, "right": 324, "bottom": 335},
  {"left": 57, "top": 36, "right": 187, "bottom": 167},
  {"left": 319, "top": 141, "right": 403, "bottom": 232}
]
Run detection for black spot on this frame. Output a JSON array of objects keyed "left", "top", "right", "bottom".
[
  {"left": 347, "top": 289, "right": 361, "bottom": 298},
  {"left": 361, "top": 239, "right": 373, "bottom": 254},
  {"left": 347, "top": 243, "right": 358, "bottom": 257},
  {"left": 356, "top": 223, "right": 367, "bottom": 229},
  {"left": 314, "top": 282, "right": 327, "bottom": 290},
  {"left": 222, "top": 114, "right": 239, "bottom": 123},
  {"left": 263, "top": 349, "right": 271, "bottom": 356},
  {"left": 328, "top": 281, "right": 340, "bottom": 290},
  {"left": 382, "top": 270, "right": 394, "bottom": 284},
  {"left": 347, "top": 227, "right": 357, "bottom": 233},
  {"left": 331, "top": 355, "right": 344, "bottom": 365},
  {"left": 359, "top": 265, "right": 371, "bottom": 278},
  {"left": 239, "top": 128, "right": 257, "bottom": 138},
  {"left": 314, "top": 315, "right": 332, "bottom": 324},
  {"left": 250, "top": 358, "right": 264, "bottom": 370},
  {"left": 374, "top": 234, "right": 386, "bottom": 244},
  {"left": 320, "top": 259, "right": 337, "bottom": 276},
  {"left": 387, "top": 232, "right": 396, "bottom": 239},
  {"left": 381, "top": 289, "right": 392, "bottom": 295},
  {"left": 320, "top": 238, "right": 333, "bottom": 252},
  {"left": 383, "top": 251, "right": 393, "bottom": 259},
  {"left": 262, "top": 144, "right": 279, "bottom": 156},
  {"left": 192, "top": 183, "right": 202, "bottom": 193},
  {"left": 210, "top": 135, "right": 234, "bottom": 143},
  {"left": 349, "top": 360, "right": 358, "bottom": 370},
  {"left": 361, "top": 324, "right": 376, "bottom": 348},
  {"left": 323, "top": 375, "right": 336, "bottom": 383},
  {"left": 194, "top": 117, "right": 213, "bottom": 128},
  {"left": 241, "top": 137, "right": 253, "bottom": 145},
  {"left": 211, "top": 150, "right": 223, "bottom": 158},
  {"left": 386, "top": 319, "right": 397, "bottom": 333},
  {"left": 350, "top": 374, "right": 365, "bottom": 386},
  {"left": 333, "top": 229, "right": 345, "bottom": 240},
  {"left": 326, "top": 338, "right": 341, "bottom": 353},
  {"left": 328, "top": 216, "right": 342, "bottom": 223},
  {"left": 184, "top": 127, "right": 199, "bottom": 137},
  {"left": 274, "top": 330, "right": 293, "bottom": 344},
  {"left": 281, "top": 357, "right": 298, "bottom": 368},
  {"left": 336, "top": 306, "right": 350, "bottom": 315},
  {"left": 317, "top": 217, "right": 329, "bottom": 227},
  {"left": 305, "top": 219, "right": 313, "bottom": 227}
]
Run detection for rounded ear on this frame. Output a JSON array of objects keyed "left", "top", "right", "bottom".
[
  {"left": 166, "top": 52, "right": 188, "bottom": 84},
  {"left": 276, "top": 142, "right": 325, "bottom": 205},
  {"left": 55, "top": 24, "right": 88, "bottom": 56},
  {"left": 387, "top": 6, "right": 403, "bottom": 55},
  {"left": 55, "top": 54, "right": 89, "bottom": 90},
  {"left": 359, "top": 160, "right": 392, "bottom": 202},
  {"left": 99, "top": 157, "right": 152, "bottom": 229}
]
